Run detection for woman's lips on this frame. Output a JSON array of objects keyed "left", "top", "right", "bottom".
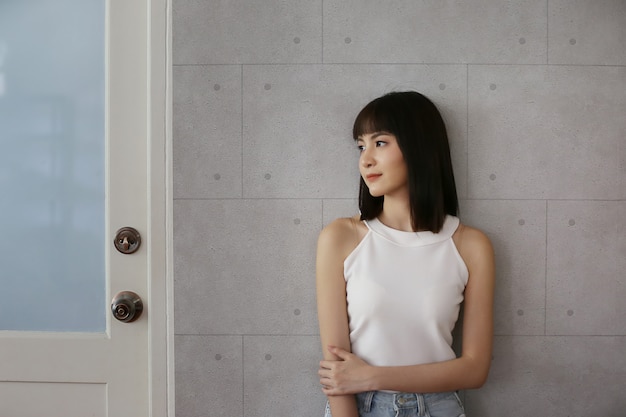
[{"left": 365, "top": 174, "right": 382, "bottom": 181}]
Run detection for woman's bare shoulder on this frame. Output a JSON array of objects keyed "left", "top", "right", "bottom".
[
  {"left": 454, "top": 223, "right": 494, "bottom": 267},
  {"left": 321, "top": 215, "right": 362, "bottom": 234},
  {"left": 318, "top": 215, "right": 366, "bottom": 257},
  {"left": 455, "top": 223, "right": 491, "bottom": 244}
]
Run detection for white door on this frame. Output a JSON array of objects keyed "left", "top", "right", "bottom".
[{"left": 0, "top": 1, "right": 169, "bottom": 416}]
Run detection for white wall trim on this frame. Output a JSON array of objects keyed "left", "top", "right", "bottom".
[{"left": 147, "top": 0, "right": 173, "bottom": 415}]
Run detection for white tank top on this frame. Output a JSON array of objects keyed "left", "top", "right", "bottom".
[{"left": 344, "top": 215, "right": 468, "bottom": 367}]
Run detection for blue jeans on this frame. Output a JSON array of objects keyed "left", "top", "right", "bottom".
[{"left": 324, "top": 391, "right": 466, "bottom": 417}]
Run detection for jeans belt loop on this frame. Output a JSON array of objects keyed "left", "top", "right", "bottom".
[
  {"left": 362, "top": 391, "right": 375, "bottom": 413},
  {"left": 417, "top": 393, "right": 426, "bottom": 416}
]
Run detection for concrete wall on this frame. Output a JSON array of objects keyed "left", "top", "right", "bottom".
[{"left": 172, "top": 1, "right": 626, "bottom": 416}]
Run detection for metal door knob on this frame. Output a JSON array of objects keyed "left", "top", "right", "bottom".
[
  {"left": 114, "top": 227, "right": 141, "bottom": 254},
  {"left": 111, "top": 291, "right": 143, "bottom": 323}
]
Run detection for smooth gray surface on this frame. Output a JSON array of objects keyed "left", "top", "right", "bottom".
[
  {"left": 549, "top": 0, "right": 626, "bottom": 65},
  {"left": 243, "top": 64, "right": 467, "bottom": 199},
  {"left": 243, "top": 336, "right": 325, "bottom": 417},
  {"left": 461, "top": 200, "right": 546, "bottom": 336},
  {"left": 172, "top": 1, "right": 626, "bottom": 415},
  {"left": 465, "top": 336, "right": 626, "bottom": 415},
  {"left": 175, "top": 336, "right": 243, "bottom": 417},
  {"left": 174, "top": 199, "right": 320, "bottom": 335},
  {"left": 173, "top": 65, "right": 243, "bottom": 199},
  {"left": 322, "top": 199, "right": 358, "bottom": 227},
  {"left": 173, "top": 0, "right": 322, "bottom": 64},
  {"left": 468, "top": 65, "right": 626, "bottom": 199},
  {"left": 323, "top": 0, "right": 547, "bottom": 64},
  {"left": 547, "top": 201, "right": 626, "bottom": 335}
]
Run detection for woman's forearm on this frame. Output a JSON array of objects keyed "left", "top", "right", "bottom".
[
  {"left": 368, "top": 356, "right": 490, "bottom": 393},
  {"left": 327, "top": 395, "right": 358, "bottom": 417}
]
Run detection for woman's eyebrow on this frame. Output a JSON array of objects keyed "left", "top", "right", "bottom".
[
  {"left": 371, "top": 131, "right": 391, "bottom": 139},
  {"left": 358, "top": 131, "right": 391, "bottom": 141}
]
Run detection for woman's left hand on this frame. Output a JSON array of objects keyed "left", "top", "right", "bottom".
[{"left": 318, "top": 346, "right": 373, "bottom": 395}]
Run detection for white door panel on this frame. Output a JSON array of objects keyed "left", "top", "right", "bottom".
[
  {"left": 0, "top": 382, "right": 106, "bottom": 417},
  {"left": 0, "top": 0, "right": 169, "bottom": 415}
]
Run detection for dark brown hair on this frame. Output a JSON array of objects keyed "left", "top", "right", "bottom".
[{"left": 353, "top": 91, "right": 458, "bottom": 232}]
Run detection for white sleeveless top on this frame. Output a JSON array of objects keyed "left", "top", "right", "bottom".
[{"left": 344, "top": 215, "right": 468, "bottom": 367}]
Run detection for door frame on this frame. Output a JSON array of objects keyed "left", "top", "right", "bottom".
[
  {"left": 146, "top": 0, "right": 174, "bottom": 415},
  {"left": 0, "top": 1, "right": 173, "bottom": 415}
]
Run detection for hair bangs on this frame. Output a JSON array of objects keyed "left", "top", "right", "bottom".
[
  {"left": 352, "top": 97, "right": 396, "bottom": 140},
  {"left": 352, "top": 91, "right": 459, "bottom": 232}
]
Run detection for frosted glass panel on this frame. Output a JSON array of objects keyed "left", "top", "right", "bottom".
[{"left": 0, "top": 1, "right": 105, "bottom": 331}]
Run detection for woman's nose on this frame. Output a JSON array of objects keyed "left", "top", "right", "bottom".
[{"left": 360, "top": 149, "right": 374, "bottom": 167}]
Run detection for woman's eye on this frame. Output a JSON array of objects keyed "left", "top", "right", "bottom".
[
  {"left": 375, "top": 141, "right": 387, "bottom": 147},
  {"left": 357, "top": 145, "right": 365, "bottom": 152}
]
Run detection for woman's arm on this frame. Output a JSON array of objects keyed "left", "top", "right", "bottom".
[
  {"left": 316, "top": 219, "right": 360, "bottom": 417},
  {"left": 319, "top": 226, "right": 495, "bottom": 395}
]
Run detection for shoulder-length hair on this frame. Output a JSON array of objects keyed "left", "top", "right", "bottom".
[{"left": 353, "top": 91, "right": 459, "bottom": 233}]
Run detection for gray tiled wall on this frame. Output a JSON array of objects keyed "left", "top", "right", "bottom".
[{"left": 172, "top": 1, "right": 626, "bottom": 416}]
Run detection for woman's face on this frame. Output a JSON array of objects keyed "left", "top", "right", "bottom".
[{"left": 357, "top": 131, "right": 408, "bottom": 198}]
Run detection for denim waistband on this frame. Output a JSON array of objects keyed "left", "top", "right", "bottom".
[
  {"left": 356, "top": 390, "right": 464, "bottom": 417},
  {"left": 359, "top": 391, "right": 426, "bottom": 414}
]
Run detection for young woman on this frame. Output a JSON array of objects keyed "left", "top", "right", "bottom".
[{"left": 316, "top": 91, "right": 495, "bottom": 417}]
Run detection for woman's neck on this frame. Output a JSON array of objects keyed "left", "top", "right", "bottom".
[{"left": 379, "top": 195, "right": 413, "bottom": 232}]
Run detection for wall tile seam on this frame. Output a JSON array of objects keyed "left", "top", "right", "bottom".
[
  {"left": 319, "top": 61, "right": 552, "bottom": 66},
  {"left": 172, "top": 63, "right": 241, "bottom": 67},
  {"left": 549, "top": 334, "right": 626, "bottom": 337},
  {"left": 547, "top": 62, "right": 626, "bottom": 68},
  {"left": 175, "top": 333, "right": 322, "bottom": 337},
  {"left": 544, "top": 198, "right": 626, "bottom": 202},
  {"left": 240, "top": 64, "right": 244, "bottom": 198},
  {"left": 462, "top": 198, "right": 547, "bottom": 201},
  {"left": 175, "top": 60, "right": 327, "bottom": 66},
  {"left": 177, "top": 62, "right": 465, "bottom": 67},
  {"left": 545, "top": 0, "right": 549, "bottom": 65},
  {"left": 302, "top": 62, "right": 467, "bottom": 66},
  {"left": 241, "top": 334, "right": 245, "bottom": 407},
  {"left": 233, "top": 62, "right": 466, "bottom": 72},
  {"left": 175, "top": 334, "right": 241, "bottom": 337},
  {"left": 494, "top": 334, "right": 626, "bottom": 338},
  {"left": 173, "top": 198, "right": 626, "bottom": 203},
  {"left": 173, "top": 197, "right": 332, "bottom": 201},
  {"left": 175, "top": 62, "right": 558, "bottom": 68},
  {"left": 320, "top": 0, "right": 324, "bottom": 63},
  {"left": 174, "top": 198, "right": 626, "bottom": 201},
  {"left": 242, "top": 334, "right": 321, "bottom": 337},
  {"left": 467, "top": 63, "right": 626, "bottom": 68},
  {"left": 179, "top": 63, "right": 626, "bottom": 68},
  {"left": 465, "top": 63, "right": 470, "bottom": 192},
  {"left": 543, "top": 200, "right": 550, "bottom": 335},
  {"left": 463, "top": 198, "right": 626, "bottom": 202},
  {"left": 173, "top": 63, "right": 626, "bottom": 68},
  {"left": 490, "top": 333, "right": 589, "bottom": 337}
]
